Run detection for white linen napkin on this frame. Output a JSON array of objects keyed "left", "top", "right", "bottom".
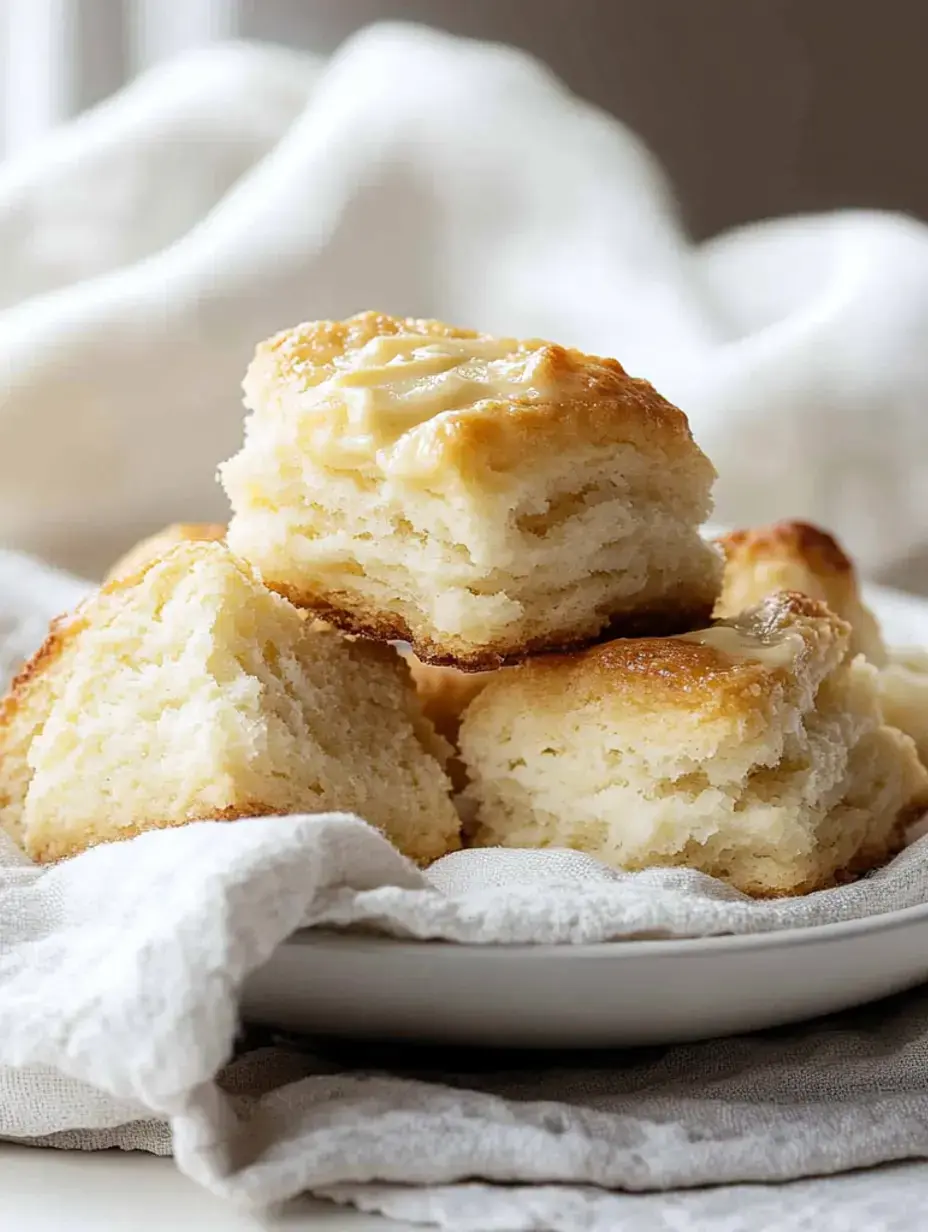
[
  {"left": 4, "top": 548, "right": 928, "bottom": 1232},
  {"left": 2, "top": 25, "right": 928, "bottom": 584}
]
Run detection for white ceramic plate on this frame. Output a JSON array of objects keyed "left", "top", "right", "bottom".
[
  {"left": 241, "top": 904, "right": 928, "bottom": 1048},
  {"left": 241, "top": 584, "right": 928, "bottom": 1048}
]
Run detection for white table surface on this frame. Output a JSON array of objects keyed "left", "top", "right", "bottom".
[{"left": 0, "top": 1143, "right": 415, "bottom": 1231}]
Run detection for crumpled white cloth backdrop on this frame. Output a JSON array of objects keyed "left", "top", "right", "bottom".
[{"left": 1, "top": 23, "right": 928, "bottom": 581}]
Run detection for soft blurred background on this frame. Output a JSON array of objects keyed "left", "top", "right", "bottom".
[
  {"left": 4, "top": 0, "right": 928, "bottom": 236},
  {"left": 2, "top": 0, "right": 928, "bottom": 592}
]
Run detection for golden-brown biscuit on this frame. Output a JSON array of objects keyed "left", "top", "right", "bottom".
[
  {"left": 716, "top": 519, "right": 928, "bottom": 766},
  {"left": 0, "top": 540, "right": 460, "bottom": 864},
  {"left": 460, "top": 592, "right": 927, "bottom": 897},
  {"left": 715, "top": 521, "right": 886, "bottom": 663},
  {"left": 220, "top": 311, "right": 722, "bottom": 668},
  {"left": 105, "top": 523, "right": 226, "bottom": 582}
]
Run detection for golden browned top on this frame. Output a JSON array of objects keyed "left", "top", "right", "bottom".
[
  {"left": 256, "top": 312, "right": 492, "bottom": 380},
  {"left": 466, "top": 591, "right": 848, "bottom": 722},
  {"left": 719, "top": 521, "right": 852, "bottom": 577},
  {"left": 715, "top": 520, "right": 886, "bottom": 665},
  {"left": 242, "top": 311, "right": 715, "bottom": 479}
]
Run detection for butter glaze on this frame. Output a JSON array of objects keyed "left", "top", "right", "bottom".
[
  {"left": 679, "top": 622, "right": 806, "bottom": 670},
  {"left": 296, "top": 332, "right": 554, "bottom": 474}
]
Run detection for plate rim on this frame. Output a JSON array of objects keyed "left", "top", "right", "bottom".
[{"left": 290, "top": 897, "right": 928, "bottom": 957}]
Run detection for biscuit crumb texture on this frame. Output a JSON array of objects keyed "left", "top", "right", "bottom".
[
  {"left": 0, "top": 541, "right": 459, "bottom": 864},
  {"left": 461, "top": 592, "right": 928, "bottom": 897},
  {"left": 879, "top": 647, "right": 928, "bottom": 767},
  {"left": 404, "top": 652, "right": 495, "bottom": 791},
  {"left": 221, "top": 312, "right": 722, "bottom": 667}
]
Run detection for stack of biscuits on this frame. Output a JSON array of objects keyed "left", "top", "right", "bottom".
[{"left": 1, "top": 311, "right": 926, "bottom": 897}]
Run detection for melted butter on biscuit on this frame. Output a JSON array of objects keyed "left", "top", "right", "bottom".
[
  {"left": 297, "top": 332, "right": 553, "bottom": 474},
  {"left": 679, "top": 623, "right": 806, "bottom": 670}
]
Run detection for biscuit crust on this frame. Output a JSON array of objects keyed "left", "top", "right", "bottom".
[
  {"left": 464, "top": 591, "right": 837, "bottom": 718},
  {"left": 27, "top": 803, "right": 275, "bottom": 864},
  {"left": 721, "top": 521, "right": 853, "bottom": 575},
  {"left": 716, "top": 520, "right": 886, "bottom": 664},
  {"left": 289, "top": 587, "right": 719, "bottom": 670},
  {"left": 246, "top": 311, "right": 709, "bottom": 475}
]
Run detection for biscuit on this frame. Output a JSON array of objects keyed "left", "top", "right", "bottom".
[
  {"left": 0, "top": 541, "right": 460, "bottom": 864},
  {"left": 717, "top": 520, "right": 928, "bottom": 764},
  {"left": 105, "top": 522, "right": 226, "bottom": 582},
  {"left": 878, "top": 649, "right": 928, "bottom": 768},
  {"left": 716, "top": 521, "right": 886, "bottom": 663},
  {"left": 460, "top": 592, "right": 928, "bottom": 897},
  {"left": 404, "top": 653, "right": 494, "bottom": 791},
  {"left": 220, "top": 312, "right": 722, "bottom": 668},
  {"left": 405, "top": 656, "right": 491, "bottom": 746}
]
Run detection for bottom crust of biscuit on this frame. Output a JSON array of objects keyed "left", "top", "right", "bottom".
[
  {"left": 269, "top": 585, "right": 717, "bottom": 671},
  {"left": 30, "top": 801, "right": 460, "bottom": 866}
]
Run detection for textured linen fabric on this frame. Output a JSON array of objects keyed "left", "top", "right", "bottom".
[{"left": 3, "top": 549, "right": 928, "bottom": 1230}]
